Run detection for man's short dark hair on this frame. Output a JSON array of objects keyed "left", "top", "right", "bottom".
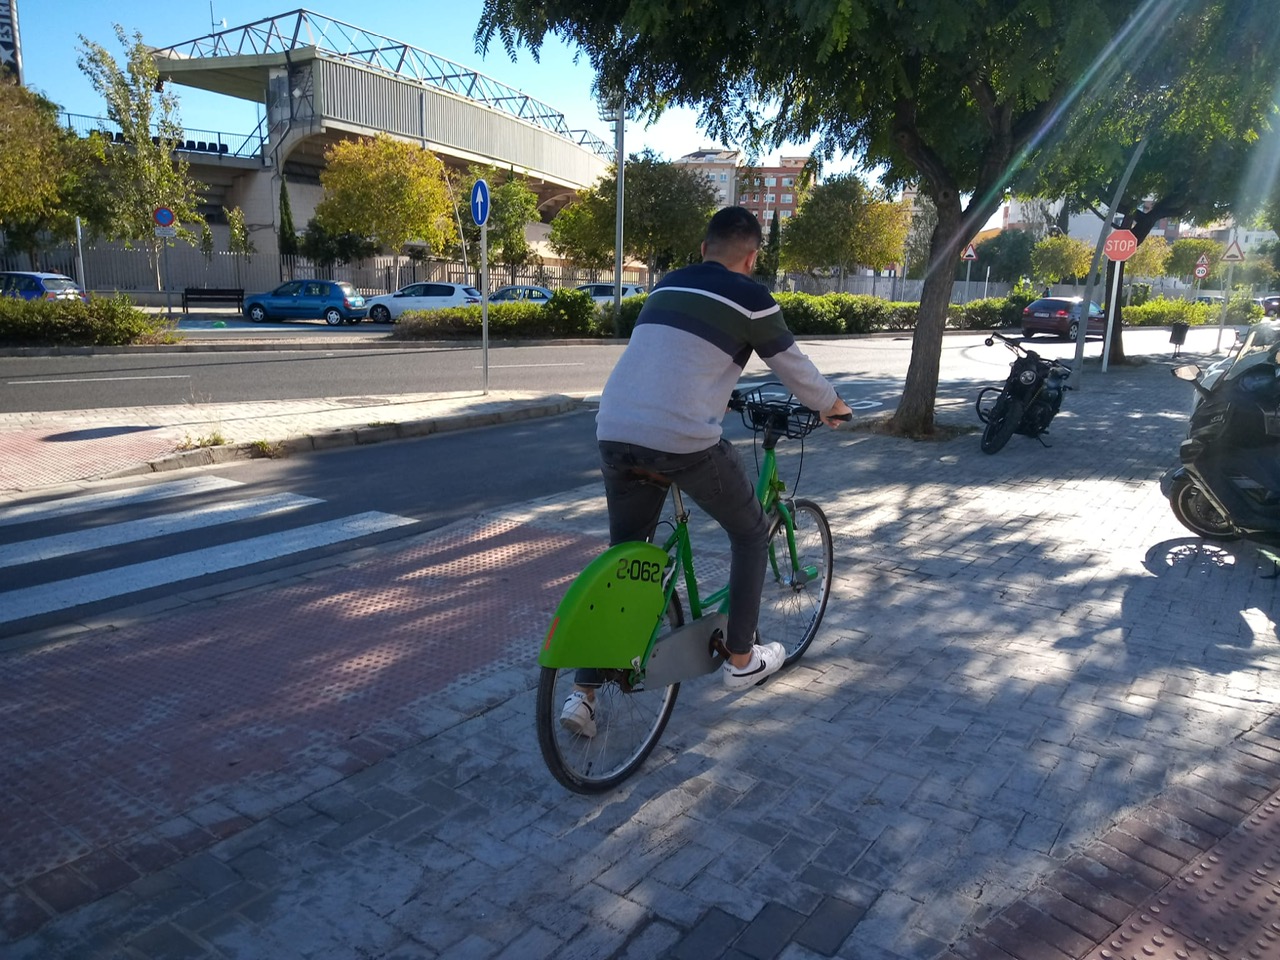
[{"left": 704, "top": 206, "right": 762, "bottom": 261}]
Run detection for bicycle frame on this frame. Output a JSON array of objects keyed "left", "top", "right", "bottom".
[{"left": 538, "top": 437, "right": 802, "bottom": 684}]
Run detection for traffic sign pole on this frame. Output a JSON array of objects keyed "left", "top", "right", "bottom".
[
  {"left": 481, "top": 220, "right": 489, "bottom": 394},
  {"left": 471, "top": 180, "right": 491, "bottom": 395}
]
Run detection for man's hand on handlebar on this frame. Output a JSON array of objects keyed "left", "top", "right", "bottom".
[{"left": 823, "top": 397, "right": 853, "bottom": 427}]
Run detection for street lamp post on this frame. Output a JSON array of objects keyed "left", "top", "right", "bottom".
[{"left": 599, "top": 99, "right": 625, "bottom": 336}]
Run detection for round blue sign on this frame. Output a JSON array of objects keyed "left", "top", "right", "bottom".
[
  {"left": 470, "top": 180, "right": 490, "bottom": 227},
  {"left": 153, "top": 207, "right": 176, "bottom": 227}
]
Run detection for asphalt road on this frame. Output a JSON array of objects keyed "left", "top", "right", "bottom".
[{"left": 0, "top": 328, "right": 1158, "bottom": 413}]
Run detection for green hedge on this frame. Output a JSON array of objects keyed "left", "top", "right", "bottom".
[
  {"left": 393, "top": 288, "right": 598, "bottom": 340},
  {"left": 0, "top": 295, "right": 178, "bottom": 346},
  {"left": 1121, "top": 295, "right": 1261, "bottom": 327}
]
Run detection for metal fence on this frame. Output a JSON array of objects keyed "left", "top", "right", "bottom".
[{"left": 0, "top": 243, "right": 645, "bottom": 301}]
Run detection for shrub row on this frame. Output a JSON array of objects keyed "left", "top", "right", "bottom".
[
  {"left": 1121, "top": 295, "right": 1261, "bottom": 327},
  {"left": 0, "top": 295, "right": 178, "bottom": 346},
  {"left": 389, "top": 288, "right": 1256, "bottom": 341},
  {"left": 393, "top": 288, "right": 605, "bottom": 340}
]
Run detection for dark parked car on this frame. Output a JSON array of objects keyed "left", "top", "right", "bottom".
[
  {"left": 0, "top": 271, "right": 87, "bottom": 302},
  {"left": 244, "top": 280, "right": 367, "bottom": 325},
  {"left": 489, "top": 284, "right": 553, "bottom": 304},
  {"left": 1021, "top": 297, "right": 1105, "bottom": 340}
]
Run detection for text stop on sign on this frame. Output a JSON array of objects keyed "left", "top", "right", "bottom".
[{"left": 1103, "top": 228, "right": 1138, "bottom": 262}]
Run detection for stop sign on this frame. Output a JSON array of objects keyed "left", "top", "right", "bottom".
[{"left": 1103, "top": 228, "right": 1138, "bottom": 261}]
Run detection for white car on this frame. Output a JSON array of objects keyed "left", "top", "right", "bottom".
[
  {"left": 574, "top": 283, "right": 647, "bottom": 304},
  {"left": 364, "top": 282, "right": 482, "bottom": 322}
]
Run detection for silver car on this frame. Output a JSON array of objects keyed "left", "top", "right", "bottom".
[{"left": 364, "top": 282, "right": 482, "bottom": 322}]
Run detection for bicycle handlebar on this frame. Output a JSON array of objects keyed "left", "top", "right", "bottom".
[{"left": 729, "top": 384, "right": 839, "bottom": 438}]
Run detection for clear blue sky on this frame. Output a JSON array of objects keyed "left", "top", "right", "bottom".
[{"left": 17, "top": 0, "right": 822, "bottom": 168}]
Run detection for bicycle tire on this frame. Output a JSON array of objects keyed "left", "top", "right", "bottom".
[
  {"left": 535, "top": 594, "right": 683, "bottom": 793},
  {"left": 758, "top": 499, "right": 833, "bottom": 664},
  {"left": 980, "top": 397, "right": 1023, "bottom": 454}
]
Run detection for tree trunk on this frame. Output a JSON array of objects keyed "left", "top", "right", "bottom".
[
  {"left": 889, "top": 196, "right": 963, "bottom": 437},
  {"left": 1105, "top": 259, "right": 1127, "bottom": 364}
]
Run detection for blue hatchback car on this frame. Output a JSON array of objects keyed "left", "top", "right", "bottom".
[
  {"left": 0, "top": 271, "right": 88, "bottom": 302},
  {"left": 243, "top": 280, "right": 367, "bottom": 325}
]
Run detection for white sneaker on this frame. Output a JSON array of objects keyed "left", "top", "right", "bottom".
[
  {"left": 559, "top": 690, "right": 597, "bottom": 738},
  {"left": 722, "top": 642, "right": 787, "bottom": 690}
]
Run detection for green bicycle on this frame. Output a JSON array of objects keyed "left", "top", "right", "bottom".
[{"left": 535, "top": 384, "right": 840, "bottom": 793}]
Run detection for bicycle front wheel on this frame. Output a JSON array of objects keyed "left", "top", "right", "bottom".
[
  {"left": 535, "top": 595, "right": 683, "bottom": 794},
  {"left": 759, "top": 499, "right": 833, "bottom": 664}
]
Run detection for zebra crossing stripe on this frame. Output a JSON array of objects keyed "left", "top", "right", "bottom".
[
  {"left": 0, "top": 476, "right": 244, "bottom": 528},
  {"left": 0, "top": 511, "right": 417, "bottom": 625},
  {"left": 0, "top": 493, "right": 323, "bottom": 569}
]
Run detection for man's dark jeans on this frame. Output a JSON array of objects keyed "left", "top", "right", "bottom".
[{"left": 598, "top": 438, "right": 768, "bottom": 656}]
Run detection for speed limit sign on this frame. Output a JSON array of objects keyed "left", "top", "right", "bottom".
[{"left": 1194, "top": 264, "right": 1209, "bottom": 279}]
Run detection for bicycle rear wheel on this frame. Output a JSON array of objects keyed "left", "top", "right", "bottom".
[
  {"left": 758, "top": 499, "right": 833, "bottom": 664},
  {"left": 536, "top": 595, "right": 683, "bottom": 793}
]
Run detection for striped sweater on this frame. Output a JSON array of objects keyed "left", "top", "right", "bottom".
[{"left": 596, "top": 261, "right": 839, "bottom": 453}]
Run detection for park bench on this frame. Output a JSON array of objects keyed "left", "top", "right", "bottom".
[{"left": 181, "top": 287, "right": 245, "bottom": 313}]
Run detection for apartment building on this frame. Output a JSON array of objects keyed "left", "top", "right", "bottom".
[
  {"left": 737, "top": 156, "right": 810, "bottom": 226},
  {"left": 674, "top": 148, "right": 741, "bottom": 210}
]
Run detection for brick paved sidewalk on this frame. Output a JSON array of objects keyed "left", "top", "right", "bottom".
[{"left": 5, "top": 349, "right": 1280, "bottom": 958}]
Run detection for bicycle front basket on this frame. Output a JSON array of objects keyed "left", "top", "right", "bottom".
[{"left": 736, "top": 386, "right": 821, "bottom": 439}]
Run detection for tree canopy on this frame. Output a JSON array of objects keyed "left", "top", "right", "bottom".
[
  {"left": 78, "top": 25, "right": 205, "bottom": 288},
  {"left": 315, "top": 134, "right": 456, "bottom": 255},
  {"left": 548, "top": 149, "right": 716, "bottom": 280},
  {"left": 1031, "top": 235, "right": 1093, "bottom": 285},
  {"left": 477, "top": 0, "right": 1188, "bottom": 435},
  {"left": 973, "top": 230, "right": 1035, "bottom": 284},
  {"left": 780, "top": 173, "right": 908, "bottom": 282},
  {"left": 455, "top": 166, "right": 542, "bottom": 284}
]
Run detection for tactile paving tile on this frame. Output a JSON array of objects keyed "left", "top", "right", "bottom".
[
  {"left": 1138, "top": 792, "right": 1280, "bottom": 958},
  {"left": 1081, "top": 911, "right": 1230, "bottom": 960}
]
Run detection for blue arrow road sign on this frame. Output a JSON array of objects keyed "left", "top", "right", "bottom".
[{"left": 470, "top": 179, "right": 490, "bottom": 227}]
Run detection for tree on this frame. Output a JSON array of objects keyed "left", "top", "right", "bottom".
[
  {"left": 754, "top": 213, "right": 781, "bottom": 289},
  {"left": 781, "top": 173, "right": 908, "bottom": 285},
  {"left": 277, "top": 179, "right": 299, "bottom": 257},
  {"left": 548, "top": 150, "right": 716, "bottom": 281},
  {"left": 477, "top": 0, "right": 1167, "bottom": 436},
  {"left": 1031, "top": 235, "right": 1094, "bottom": 285},
  {"left": 1168, "top": 238, "right": 1224, "bottom": 283},
  {"left": 199, "top": 223, "right": 214, "bottom": 271},
  {"left": 226, "top": 206, "right": 254, "bottom": 287},
  {"left": 78, "top": 25, "right": 205, "bottom": 289},
  {"left": 315, "top": 133, "right": 456, "bottom": 257},
  {"left": 455, "top": 166, "right": 542, "bottom": 284},
  {"left": 0, "top": 80, "right": 69, "bottom": 228},
  {"left": 0, "top": 80, "right": 111, "bottom": 269},
  {"left": 299, "top": 218, "right": 376, "bottom": 274},
  {"left": 1125, "top": 234, "right": 1170, "bottom": 280},
  {"left": 973, "top": 230, "right": 1035, "bottom": 283},
  {"left": 1020, "top": 2, "right": 1280, "bottom": 362},
  {"left": 548, "top": 191, "right": 613, "bottom": 270}
]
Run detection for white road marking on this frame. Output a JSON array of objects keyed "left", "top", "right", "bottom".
[
  {"left": 7, "top": 375, "right": 191, "bottom": 384},
  {"left": 0, "top": 493, "right": 323, "bottom": 568},
  {"left": 0, "top": 511, "right": 417, "bottom": 624},
  {"left": 0, "top": 477, "right": 245, "bottom": 527}
]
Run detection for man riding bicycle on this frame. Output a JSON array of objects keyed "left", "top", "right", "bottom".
[{"left": 562, "top": 206, "right": 851, "bottom": 737}]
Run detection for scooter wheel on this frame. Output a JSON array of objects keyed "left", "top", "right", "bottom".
[{"left": 1169, "top": 475, "right": 1239, "bottom": 541}]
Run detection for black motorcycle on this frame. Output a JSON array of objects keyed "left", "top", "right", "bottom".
[
  {"left": 1161, "top": 319, "right": 1280, "bottom": 543},
  {"left": 975, "top": 332, "right": 1073, "bottom": 454}
]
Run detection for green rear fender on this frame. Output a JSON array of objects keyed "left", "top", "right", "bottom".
[{"left": 539, "top": 541, "right": 670, "bottom": 668}]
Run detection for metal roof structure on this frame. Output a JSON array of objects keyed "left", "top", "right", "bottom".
[{"left": 150, "top": 9, "right": 609, "bottom": 156}]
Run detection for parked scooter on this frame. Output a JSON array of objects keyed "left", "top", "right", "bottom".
[
  {"left": 975, "top": 332, "right": 1073, "bottom": 454},
  {"left": 1161, "top": 319, "right": 1280, "bottom": 542}
]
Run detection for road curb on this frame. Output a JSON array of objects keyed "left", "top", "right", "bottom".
[{"left": 96, "top": 395, "right": 583, "bottom": 481}]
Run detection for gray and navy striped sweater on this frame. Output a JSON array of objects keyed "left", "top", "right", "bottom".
[{"left": 596, "top": 261, "right": 839, "bottom": 454}]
